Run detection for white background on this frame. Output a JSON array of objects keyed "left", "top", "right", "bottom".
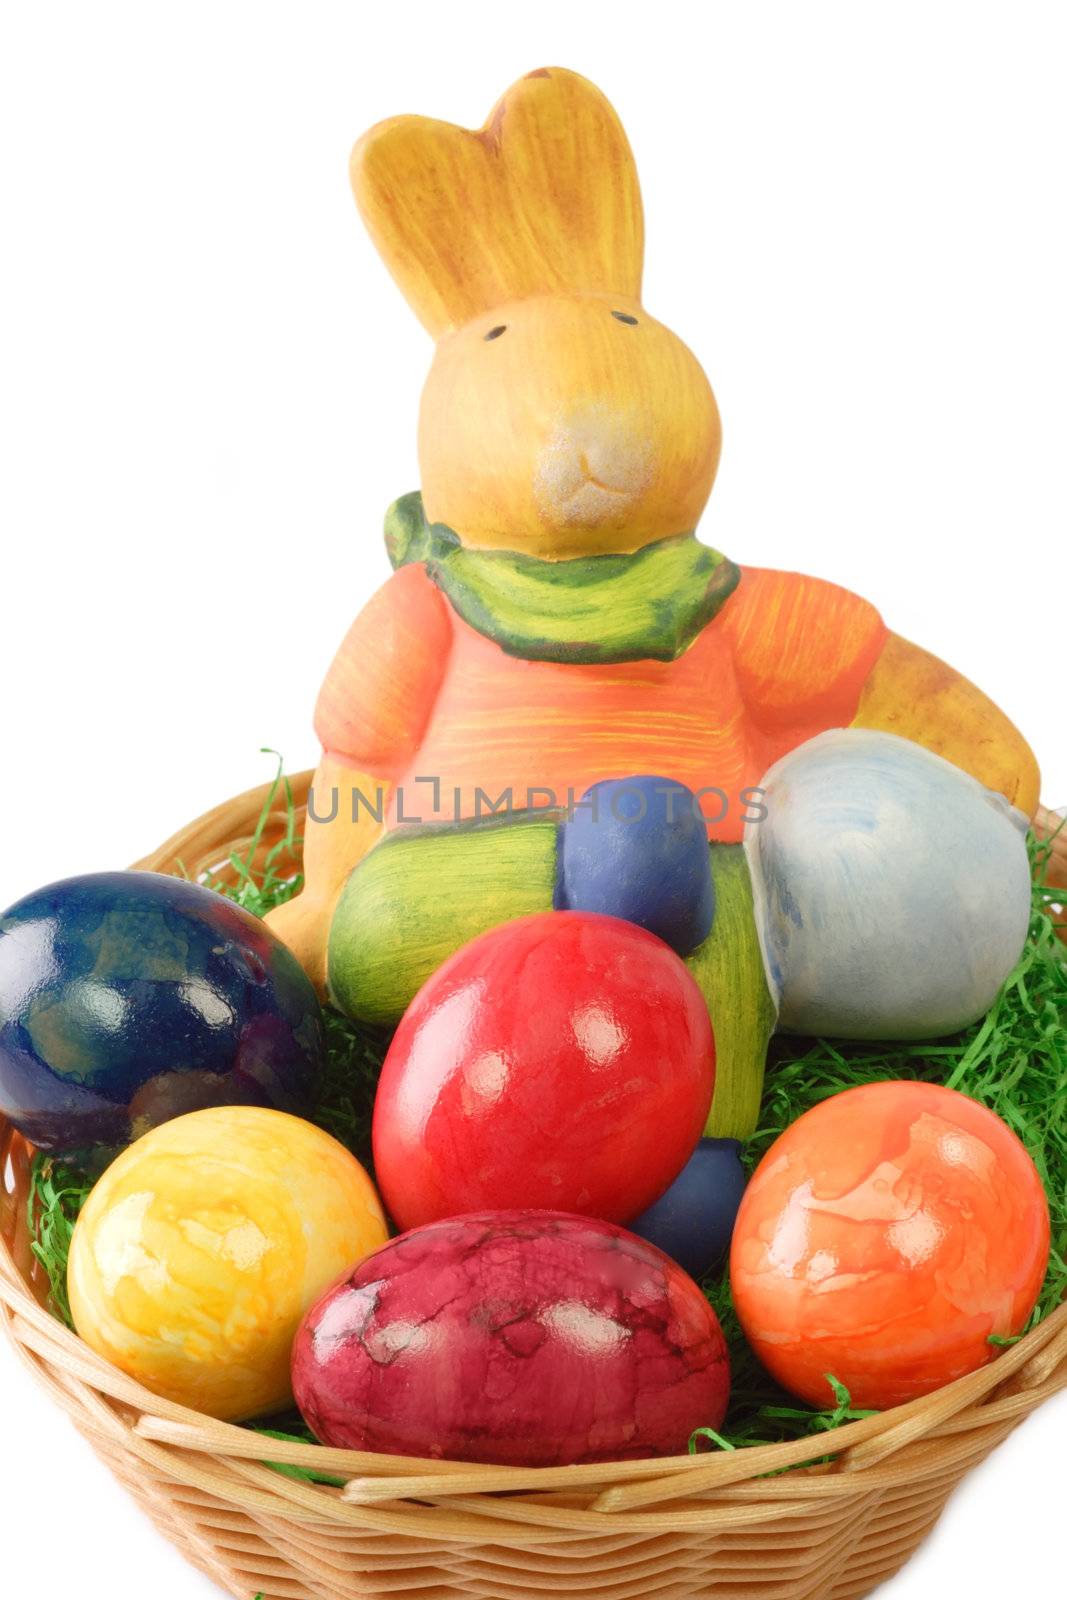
[{"left": 1, "top": 3, "right": 1064, "bottom": 1596}]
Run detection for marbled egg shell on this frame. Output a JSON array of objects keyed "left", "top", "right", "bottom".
[
  {"left": 0, "top": 870, "right": 324, "bottom": 1155},
  {"left": 730, "top": 1081, "right": 1050, "bottom": 1409},
  {"left": 372, "top": 911, "right": 715, "bottom": 1231},
  {"left": 68, "top": 1106, "right": 388, "bottom": 1420},
  {"left": 292, "top": 1211, "right": 730, "bottom": 1466}
]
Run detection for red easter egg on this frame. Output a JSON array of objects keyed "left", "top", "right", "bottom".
[
  {"left": 730, "top": 1081, "right": 1050, "bottom": 1410},
  {"left": 372, "top": 911, "right": 715, "bottom": 1231},
  {"left": 292, "top": 1210, "right": 730, "bottom": 1465}
]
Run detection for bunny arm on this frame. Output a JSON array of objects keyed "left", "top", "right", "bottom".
[
  {"left": 264, "top": 566, "right": 453, "bottom": 988},
  {"left": 719, "top": 567, "right": 1039, "bottom": 815},
  {"left": 718, "top": 566, "right": 889, "bottom": 751}
]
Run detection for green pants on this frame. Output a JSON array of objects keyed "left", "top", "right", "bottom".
[{"left": 327, "top": 816, "right": 776, "bottom": 1139}]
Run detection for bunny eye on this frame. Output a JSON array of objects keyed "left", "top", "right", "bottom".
[
  {"left": 484, "top": 324, "right": 507, "bottom": 341},
  {"left": 611, "top": 310, "right": 639, "bottom": 325}
]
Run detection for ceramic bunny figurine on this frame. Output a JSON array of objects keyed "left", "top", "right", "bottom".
[{"left": 267, "top": 68, "right": 1038, "bottom": 1136}]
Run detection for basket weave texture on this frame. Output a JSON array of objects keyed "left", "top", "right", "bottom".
[{"left": 2, "top": 774, "right": 1066, "bottom": 1600}]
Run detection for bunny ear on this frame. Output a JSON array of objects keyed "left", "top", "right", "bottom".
[{"left": 350, "top": 68, "right": 644, "bottom": 337}]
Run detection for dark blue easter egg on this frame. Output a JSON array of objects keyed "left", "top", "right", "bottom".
[
  {"left": 627, "top": 1138, "right": 748, "bottom": 1280},
  {"left": 555, "top": 776, "right": 714, "bottom": 956},
  {"left": 0, "top": 871, "right": 324, "bottom": 1157}
]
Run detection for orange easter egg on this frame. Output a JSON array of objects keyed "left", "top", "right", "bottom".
[{"left": 730, "top": 1081, "right": 1050, "bottom": 1410}]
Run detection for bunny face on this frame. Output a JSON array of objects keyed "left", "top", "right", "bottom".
[
  {"left": 352, "top": 68, "right": 720, "bottom": 556},
  {"left": 418, "top": 293, "right": 721, "bottom": 558}
]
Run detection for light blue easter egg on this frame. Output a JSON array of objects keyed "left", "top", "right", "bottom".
[{"left": 745, "top": 729, "right": 1031, "bottom": 1038}]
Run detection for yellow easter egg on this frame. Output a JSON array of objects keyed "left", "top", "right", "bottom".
[{"left": 67, "top": 1105, "right": 388, "bottom": 1420}]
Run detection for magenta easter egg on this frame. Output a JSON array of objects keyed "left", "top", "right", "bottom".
[
  {"left": 292, "top": 1211, "right": 730, "bottom": 1466},
  {"left": 371, "top": 912, "right": 715, "bottom": 1231}
]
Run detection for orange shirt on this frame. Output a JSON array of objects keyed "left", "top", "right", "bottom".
[{"left": 315, "top": 562, "right": 887, "bottom": 843}]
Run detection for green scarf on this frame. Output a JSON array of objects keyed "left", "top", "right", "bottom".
[{"left": 385, "top": 492, "right": 740, "bottom": 666}]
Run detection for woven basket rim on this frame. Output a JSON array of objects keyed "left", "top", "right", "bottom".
[{"left": 1, "top": 770, "right": 1065, "bottom": 1524}]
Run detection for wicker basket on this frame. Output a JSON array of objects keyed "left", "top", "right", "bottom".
[{"left": 2, "top": 775, "right": 1066, "bottom": 1600}]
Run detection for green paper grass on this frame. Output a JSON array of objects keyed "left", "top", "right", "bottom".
[
  {"left": 253, "top": 1427, "right": 347, "bottom": 1488},
  {"left": 26, "top": 1158, "right": 92, "bottom": 1328},
  {"left": 27, "top": 760, "right": 1066, "bottom": 1460},
  {"left": 191, "top": 747, "right": 305, "bottom": 917},
  {"left": 315, "top": 1008, "right": 389, "bottom": 1174}
]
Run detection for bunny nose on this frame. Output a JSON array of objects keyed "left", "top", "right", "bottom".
[{"left": 534, "top": 404, "right": 654, "bottom": 527}]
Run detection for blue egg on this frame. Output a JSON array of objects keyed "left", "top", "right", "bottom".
[
  {"left": 554, "top": 775, "right": 714, "bottom": 956},
  {"left": 0, "top": 871, "right": 324, "bottom": 1158},
  {"left": 627, "top": 1138, "right": 748, "bottom": 1280}
]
